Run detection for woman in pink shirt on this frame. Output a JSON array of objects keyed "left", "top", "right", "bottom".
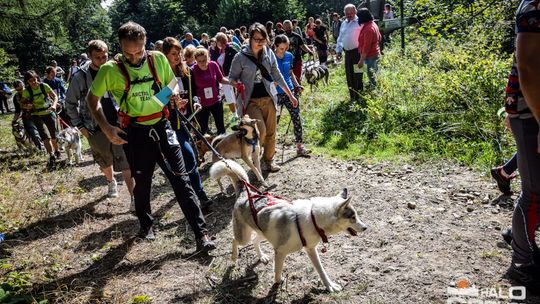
[
  {"left": 191, "top": 48, "right": 232, "bottom": 135},
  {"left": 357, "top": 8, "right": 382, "bottom": 86}
]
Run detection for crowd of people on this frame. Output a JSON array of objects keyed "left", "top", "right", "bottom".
[
  {"left": 2, "top": 4, "right": 396, "bottom": 257},
  {"left": 1, "top": 0, "right": 540, "bottom": 291}
]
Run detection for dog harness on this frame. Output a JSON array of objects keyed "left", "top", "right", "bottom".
[
  {"left": 235, "top": 127, "right": 259, "bottom": 153},
  {"left": 243, "top": 180, "right": 329, "bottom": 251}
]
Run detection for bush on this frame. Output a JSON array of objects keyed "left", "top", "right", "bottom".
[{"left": 300, "top": 31, "right": 513, "bottom": 169}]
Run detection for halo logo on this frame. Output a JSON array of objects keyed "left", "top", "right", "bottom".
[{"left": 446, "top": 276, "right": 526, "bottom": 304}]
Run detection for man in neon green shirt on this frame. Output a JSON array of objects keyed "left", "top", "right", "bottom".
[{"left": 87, "top": 21, "right": 216, "bottom": 253}]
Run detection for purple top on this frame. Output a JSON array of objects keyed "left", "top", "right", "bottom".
[{"left": 191, "top": 61, "right": 224, "bottom": 107}]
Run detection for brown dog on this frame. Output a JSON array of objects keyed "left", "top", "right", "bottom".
[
  {"left": 211, "top": 115, "right": 267, "bottom": 186},
  {"left": 195, "top": 134, "right": 214, "bottom": 165}
]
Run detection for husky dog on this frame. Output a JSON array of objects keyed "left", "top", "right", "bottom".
[
  {"left": 12, "top": 121, "right": 36, "bottom": 153},
  {"left": 214, "top": 161, "right": 367, "bottom": 292},
  {"left": 211, "top": 115, "right": 267, "bottom": 186},
  {"left": 57, "top": 127, "right": 83, "bottom": 164},
  {"left": 304, "top": 61, "right": 329, "bottom": 91}
]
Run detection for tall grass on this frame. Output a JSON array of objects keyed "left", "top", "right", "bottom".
[{"left": 299, "top": 32, "right": 513, "bottom": 169}]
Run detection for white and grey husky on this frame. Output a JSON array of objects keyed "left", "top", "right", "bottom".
[
  {"left": 210, "top": 160, "right": 367, "bottom": 292},
  {"left": 57, "top": 127, "right": 83, "bottom": 164}
]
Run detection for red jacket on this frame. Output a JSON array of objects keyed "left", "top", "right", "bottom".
[{"left": 357, "top": 21, "right": 381, "bottom": 59}]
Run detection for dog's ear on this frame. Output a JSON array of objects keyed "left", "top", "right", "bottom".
[
  {"left": 339, "top": 188, "right": 348, "bottom": 199},
  {"left": 231, "top": 125, "right": 240, "bottom": 131},
  {"left": 338, "top": 196, "right": 353, "bottom": 212}
]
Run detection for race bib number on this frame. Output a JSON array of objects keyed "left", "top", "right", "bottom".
[
  {"left": 270, "top": 83, "right": 278, "bottom": 97},
  {"left": 204, "top": 87, "right": 213, "bottom": 99}
]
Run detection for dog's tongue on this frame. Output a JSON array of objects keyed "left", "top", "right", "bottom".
[{"left": 347, "top": 228, "right": 357, "bottom": 236}]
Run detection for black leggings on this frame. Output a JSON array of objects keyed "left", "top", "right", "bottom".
[
  {"left": 197, "top": 101, "right": 225, "bottom": 135},
  {"left": 277, "top": 93, "right": 303, "bottom": 144}
]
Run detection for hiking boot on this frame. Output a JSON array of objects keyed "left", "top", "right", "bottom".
[
  {"left": 129, "top": 196, "right": 136, "bottom": 213},
  {"left": 137, "top": 226, "right": 155, "bottom": 240},
  {"left": 491, "top": 167, "right": 512, "bottom": 195},
  {"left": 502, "top": 228, "right": 540, "bottom": 263},
  {"left": 48, "top": 154, "right": 56, "bottom": 166},
  {"left": 296, "top": 146, "right": 311, "bottom": 158},
  {"left": 508, "top": 262, "right": 540, "bottom": 288},
  {"left": 196, "top": 234, "right": 216, "bottom": 253},
  {"left": 263, "top": 161, "right": 281, "bottom": 173},
  {"left": 502, "top": 228, "right": 512, "bottom": 246},
  {"left": 107, "top": 178, "right": 119, "bottom": 198},
  {"left": 200, "top": 198, "right": 214, "bottom": 210}
]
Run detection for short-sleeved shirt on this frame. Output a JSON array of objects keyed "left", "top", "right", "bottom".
[
  {"left": 276, "top": 51, "right": 294, "bottom": 94},
  {"left": 191, "top": 61, "right": 223, "bottom": 107},
  {"left": 286, "top": 31, "right": 305, "bottom": 61},
  {"left": 21, "top": 83, "right": 53, "bottom": 116},
  {"left": 509, "top": 0, "right": 540, "bottom": 118},
  {"left": 90, "top": 51, "right": 175, "bottom": 126}
]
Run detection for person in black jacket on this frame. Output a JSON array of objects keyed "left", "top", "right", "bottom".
[{"left": 215, "top": 32, "right": 239, "bottom": 121}]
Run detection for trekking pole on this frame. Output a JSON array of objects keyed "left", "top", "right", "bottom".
[{"left": 281, "top": 116, "right": 292, "bottom": 164}]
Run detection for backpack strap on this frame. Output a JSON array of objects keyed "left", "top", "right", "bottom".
[
  {"left": 241, "top": 51, "right": 273, "bottom": 82},
  {"left": 146, "top": 50, "right": 162, "bottom": 90},
  {"left": 114, "top": 55, "right": 131, "bottom": 113},
  {"left": 39, "top": 83, "right": 47, "bottom": 101},
  {"left": 114, "top": 51, "right": 163, "bottom": 115}
]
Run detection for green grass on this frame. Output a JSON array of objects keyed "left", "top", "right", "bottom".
[{"left": 282, "top": 35, "right": 515, "bottom": 170}]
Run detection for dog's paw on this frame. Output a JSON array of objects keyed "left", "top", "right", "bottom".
[
  {"left": 326, "top": 281, "right": 342, "bottom": 293},
  {"left": 259, "top": 254, "right": 270, "bottom": 264}
]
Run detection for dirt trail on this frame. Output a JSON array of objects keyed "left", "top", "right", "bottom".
[{"left": 2, "top": 145, "right": 537, "bottom": 304}]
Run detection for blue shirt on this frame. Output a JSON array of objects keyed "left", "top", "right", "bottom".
[
  {"left": 336, "top": 17, "right": 361, "bottom": 53},
  {"left": 42, "top": 77, "right": 66, "bottom": 100},
  {"left": 276, "top": 51, "right": 294, "bottom": 94},
  {"left": 232, "top": 35, "right": 241, "bottom": 46},
  {"left": 181, "top": 38, "right": 200, "bottom": 49}
]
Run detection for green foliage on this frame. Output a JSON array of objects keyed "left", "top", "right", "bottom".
[
  {"left": 130, "top": 295, "right": 153, "bottom": 304},
  {"left": 301, "top": 33, "right": 512, "bottom": 168},
  {"left": 108, "top": 0, "right": 188, "bottom": 44},
  {"left": 0, "top": 0, "right": 111, "bottom": 76},
  {"left": 215, "top": 0, "right": 306, "bottom": 31},
  {"left": 412, "top": 0, "right": 516, "bottom": 53},
  {"left": 0, "top": 49, "right": 17, "bottom": 83}
]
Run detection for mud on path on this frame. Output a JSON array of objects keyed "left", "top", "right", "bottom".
[{"left": 2, "top": 145, "right": 537, "bottom": 304}]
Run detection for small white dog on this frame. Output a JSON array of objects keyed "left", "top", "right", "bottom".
[
  {"left": 57, "top": 127, "right": 83, "bottom": 164},
  {"left": 210, "top": 160, "right": 367, "bottom": 292}
]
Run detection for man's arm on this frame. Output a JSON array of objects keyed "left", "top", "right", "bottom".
[
  {"left": 87, "top": 91, "right": 127, "bottom": 144},
  {"left": 517, "top": 32, "right": 540, "bottom": 124}
]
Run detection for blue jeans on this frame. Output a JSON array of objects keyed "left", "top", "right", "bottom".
[
  {"left": 502, "top": 152, "right": 518, "bottom": 175},
  {"left": 365, "top": 56, "right": 379, "bottom": 86},
  {"left": 176, "top": 127, "right": 208, "bottom": 201}
]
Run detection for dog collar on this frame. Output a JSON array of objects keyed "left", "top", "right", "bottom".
[{"left": 311, "top": 209, "right": 329, "bottom": 253}]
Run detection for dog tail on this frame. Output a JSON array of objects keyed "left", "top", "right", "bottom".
[
  {"left": 209, "top": 159, "right": 249, "bottom": 183},
  {"left": 211, "top": 134, "right": 228, "bottom": 148}
]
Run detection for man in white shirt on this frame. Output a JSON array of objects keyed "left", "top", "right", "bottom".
[{"left": 336, "top": 4, "right": 363, "bottom": 101}]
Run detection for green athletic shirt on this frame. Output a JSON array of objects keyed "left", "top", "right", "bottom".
[
  {"left": 90, "top": 51, "right": 174, "bottom": 125},
  {"left": 21, "top": 83, "right": 54, "bottom": 116}
]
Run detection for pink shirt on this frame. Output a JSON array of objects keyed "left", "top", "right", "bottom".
[
  {"left": 191, "top": 61, "right": 223, "bottom": 107},
  {"left": 357, "top": 21, "right": 381, "bottom": 59}
]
